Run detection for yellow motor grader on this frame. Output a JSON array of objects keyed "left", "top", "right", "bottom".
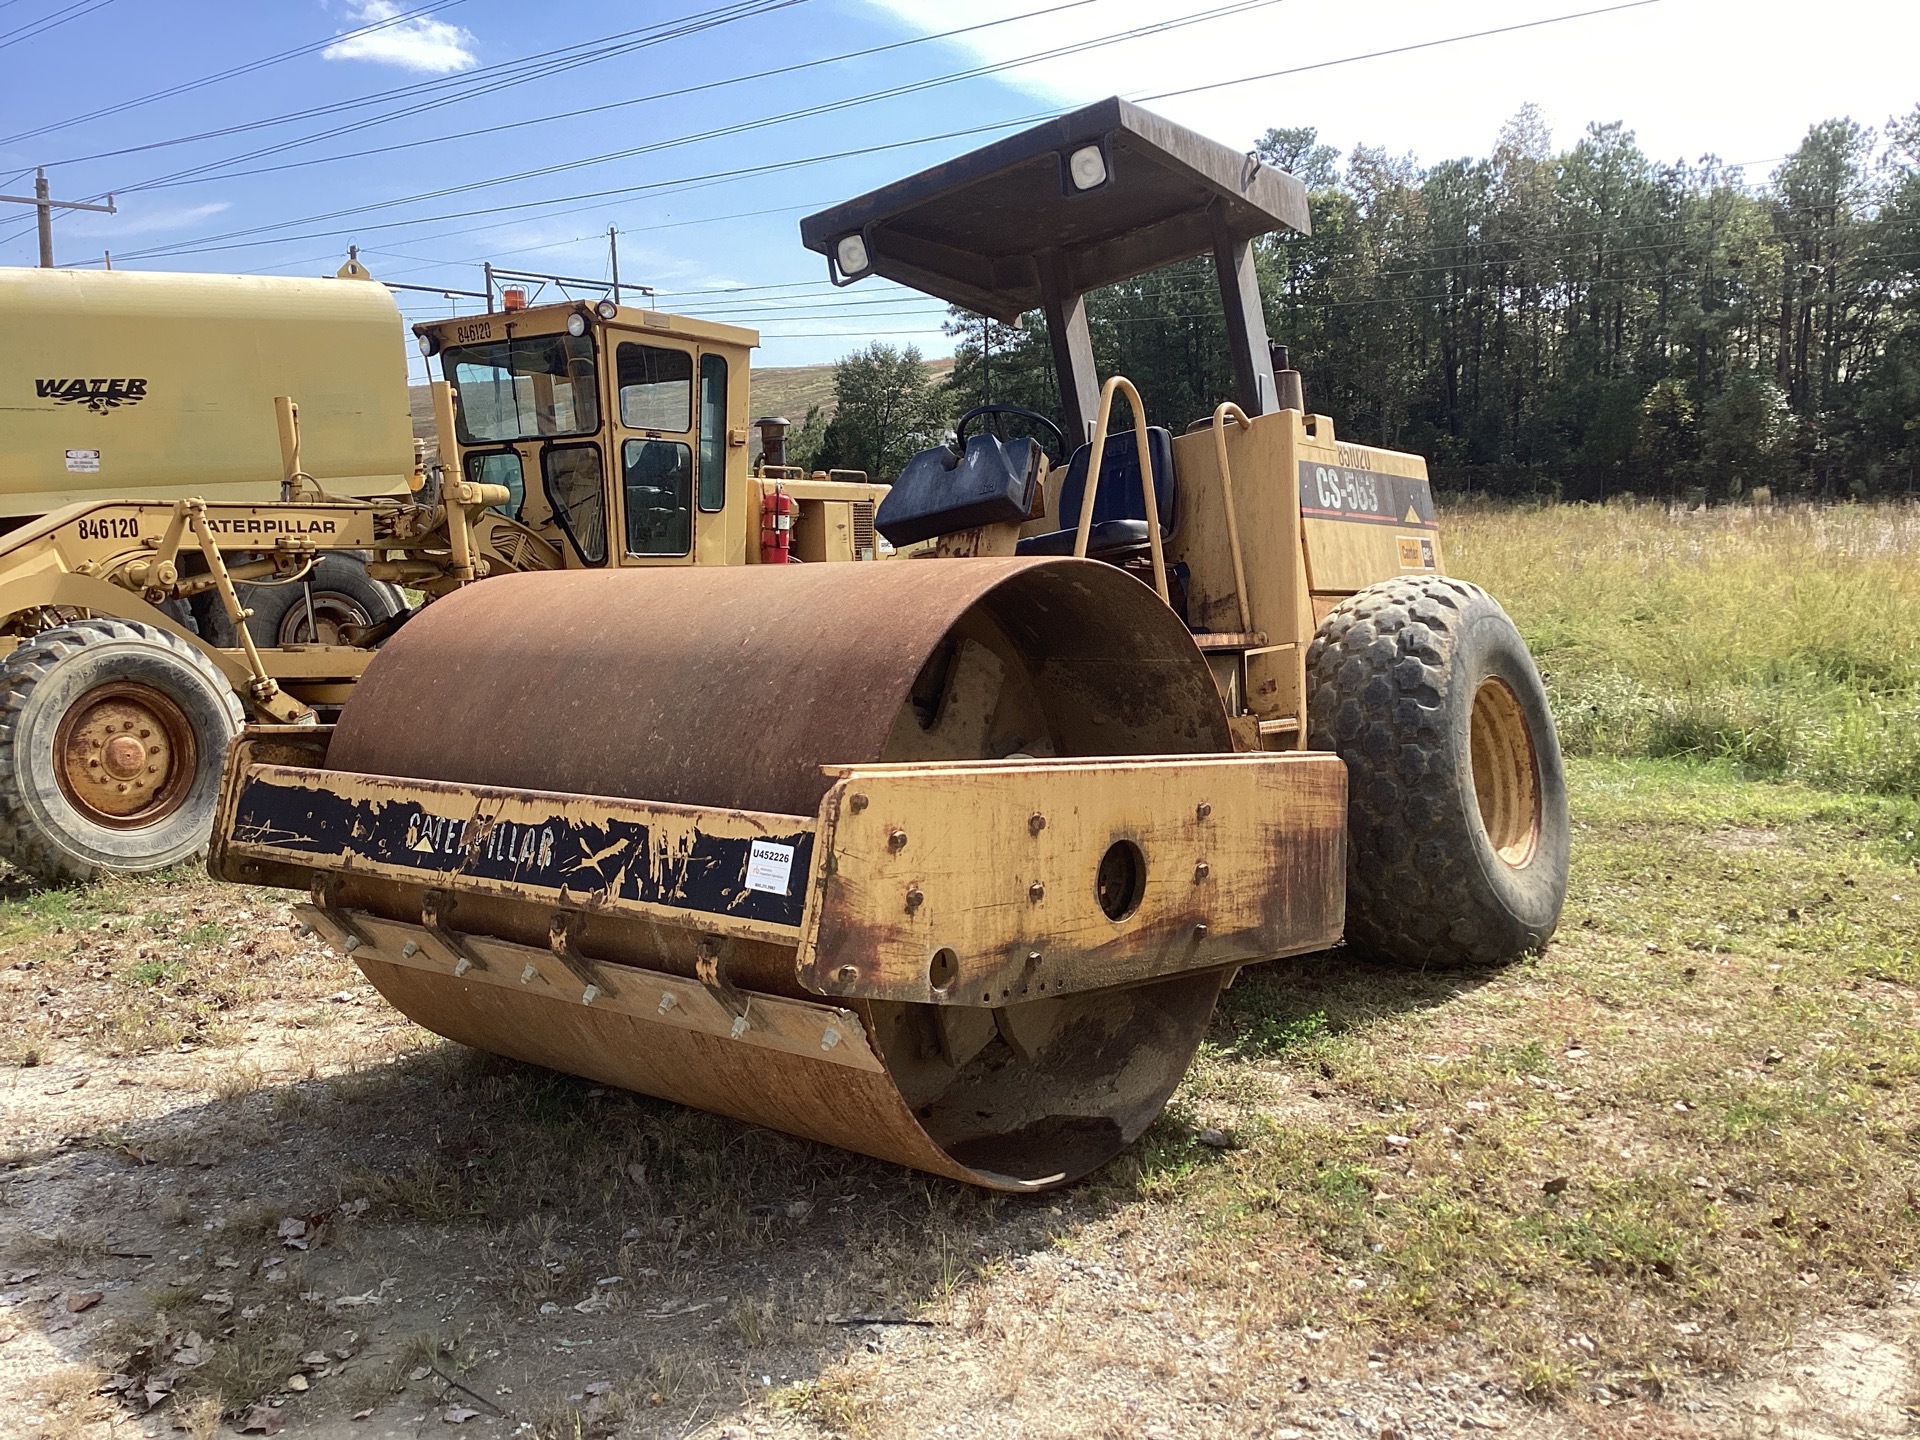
[
  {"left": 0, "top": 259, "right": 884, "bottom": 882},
  {"left": 208, "top": 99, "right": 1571, "bottom": 1190}
]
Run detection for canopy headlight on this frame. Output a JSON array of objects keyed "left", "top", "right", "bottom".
[
  {"left": 566, "top": 311, "right": 588, "bottom": 337},
  {"left": 835, "top": 233, "right": 870, "bottom": 277},
  {"left": 1067, "top": 143, "right": 1108, "bottom": 192},
  {"left": 416, "top": 332, "right": 440, "bottom": 357},
  {"left": 595, "top": 298, "right": 619, "bottom": 320}
]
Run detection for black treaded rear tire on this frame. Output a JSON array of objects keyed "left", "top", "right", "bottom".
[
  {"left": 1306, "top": 574, "right": 1569, "bottom": 966},
  {"left": 0, "top": 619, "right": 244, "bottom": 884},
  {"left": 195, "top": 553, "right": 405, "bottom": 648}
]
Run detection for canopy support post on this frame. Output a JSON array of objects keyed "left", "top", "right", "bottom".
[
  {"left": 1211, "top": 206, "right": 1279, "bottom": 417},
  {"left": 1039, "top": 249, "right": 1100, "bottom": 446}
]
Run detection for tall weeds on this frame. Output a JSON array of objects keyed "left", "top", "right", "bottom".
[{"left": 1445, "top": 500, "right": 1920, "bottom": 796}]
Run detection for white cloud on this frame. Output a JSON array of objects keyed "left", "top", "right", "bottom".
[
  {"left": 858, "top": 0, "right": 1920, "bottom": 176},
  {"left": 68, "top": 200, "right": 231, "bottom": 238},
  {"left": 324, "top": 1, "right": 477, "bottom": 74}
]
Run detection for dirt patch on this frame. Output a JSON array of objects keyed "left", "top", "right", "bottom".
[
  {"left": 0, "top": 920, "right": 1077, "bottom": 1439},
  {"left": 1730, "top": 1298, "right": 1918, "bottom": 1438},
  {"left": 1712, "top": 826, "right": 1783, "bottom": 852}
]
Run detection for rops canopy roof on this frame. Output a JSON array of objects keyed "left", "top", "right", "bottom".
[{"left": 799, "top": 97, "right": 1310, "bottom": 321}]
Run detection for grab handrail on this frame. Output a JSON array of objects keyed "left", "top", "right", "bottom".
[
  {"left": 1210, "top": 402, "right": 1255, "bottom": 634},
  {"left": 1074, "top": 375, "right": 1168, "bottom": 605}
]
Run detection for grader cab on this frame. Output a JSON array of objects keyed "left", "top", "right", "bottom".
[
  {"left": 210, "top": 100, "right": 1570, "bottom": 1190},
  {"left": 410, "top": 294, "right": 886, "bottom": 571}
]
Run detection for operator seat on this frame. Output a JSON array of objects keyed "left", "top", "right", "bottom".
[{"left": 1014, "top": 426, "right": 1177, "bottom": 558}]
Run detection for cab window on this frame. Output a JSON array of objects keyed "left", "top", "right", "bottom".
[
  {"left": 698, "top": 353, "right": 727, "bottom": 512},
  {"left": 464, "top": 450, "right": 525, "bottom": 520},
  {"left": 617, "top": 344, "right": 692, "bottom": 432},
  {"left": 623, "top": 439, "right": 691, "bottom": 556},
  {"left": 542, "top": 445, "right": 606, "bottom": 565},
  {"left": 445, "top": 334, "right": 598, "bottom": 443}
]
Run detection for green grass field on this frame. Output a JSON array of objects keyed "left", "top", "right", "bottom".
[{"left": 1447, "top": 500, "right": 1920, "bottom": 799}]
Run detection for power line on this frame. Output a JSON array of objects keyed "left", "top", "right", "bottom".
[
  {"left": 51, "top": 0, "right": 1101, "bottom": 186},
  {"left": 363, "top": 207, "right": 827, "bottom": 281},
  {"left": 1136, "top": 0, "right": 1664, "bottom": 108},
  {"left": 0, "top": 0, "right": 91, "bottom": 42},
  {"left": 68, "top": 0, "right": 812, "bottom": 192},
  {"left": 111, "top": 0, "right": 1279, "bottom": 212},
  {"left": 0, "top": 0, "right": 809, "bottom": 249},
  {"left": 88, "top": 120, "right": 1043, "bottom": 263},
  {"left": 690, "top": 302, "right": 951, "bottom": 322},
  {"left": 754, "top": 326, "right": 953, "bottom": 338},
  {"left": 0, "top": 0, "right": 116, "bottom": 52},
  {"left": 0, "top": 0, "right": 472, "bottom": 146},
  {"left": 522, "top": 234, "right": 1834, "bottom": 325},
  {"left": 153, "top": 198, "right": 822, "bottom": 282}
]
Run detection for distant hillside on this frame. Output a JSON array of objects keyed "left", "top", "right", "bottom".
[
  {"left": 749, "top": 357, "right": 952, "bottom": 426},
  {"left": 408, "top": 385, "right": 437, "bottom": 461},
  {"left": 747, "top": 364, "right": 836, "bottom": 426}
]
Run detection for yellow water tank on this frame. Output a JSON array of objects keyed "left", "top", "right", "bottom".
[{"left": 0, "top": 266, "right": 414, "bottom": 516}]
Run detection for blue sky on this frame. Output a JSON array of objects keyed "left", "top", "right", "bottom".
[{"left": 3, "top": 0, "right": 1917, "bottom": 375}]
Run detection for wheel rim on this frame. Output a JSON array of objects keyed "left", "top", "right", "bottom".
[
  {"left": 1469, "top": 676, "right": 1541, "bottom": 867},
  {"left": 276, "top": 589, "right": 377, "bottom": 646},
  {"left": 54, "top": 681, "right": 200, "bottom": 829}
]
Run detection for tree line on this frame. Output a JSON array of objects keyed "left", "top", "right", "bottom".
[{"left": 801, "top": 106, "right": 1920, "bottom": 500}]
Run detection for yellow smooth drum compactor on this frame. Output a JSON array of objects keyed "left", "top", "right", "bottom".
[{"left": 211, "top": 101, "right": 1572, "bottom": 1189}]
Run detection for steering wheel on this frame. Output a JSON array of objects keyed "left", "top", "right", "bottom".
[{"left": 955, "top": 403, "right": 1067, "bottom": 465}]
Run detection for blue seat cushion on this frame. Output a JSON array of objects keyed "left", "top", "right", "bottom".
[{"left": 1015, "top": 424, "right": 1176, "bottom": 558}]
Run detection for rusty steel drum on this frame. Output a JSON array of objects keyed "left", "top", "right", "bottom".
[{"left": 326, "top": 557, "right": 1235, "bottom": 1189}]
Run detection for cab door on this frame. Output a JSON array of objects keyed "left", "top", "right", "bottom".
[
  {"left": 440, "top": 327, "right": 607, "bottom": 569},
  {"left": 609, "top": 335, "right": 700, "bottom": 566}
]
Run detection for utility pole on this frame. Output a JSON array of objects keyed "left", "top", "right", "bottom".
[
  {"left": 0, "top": 168, "right": 116, "bottom": 267},
  {"left": 33, "top": 172, "right": 50, "bottom": 267}
]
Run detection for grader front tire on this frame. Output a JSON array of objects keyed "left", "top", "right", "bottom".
[
  {"left": 1306, "top": 575, "right": 1570, "bottom": 967},
  {"left": 0, "top": 620, "right": 244, "bottom": 884}
]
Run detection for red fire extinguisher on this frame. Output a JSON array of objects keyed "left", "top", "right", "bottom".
[{"left": 760, "top": 484, "right": 796, "bottom": 564}]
